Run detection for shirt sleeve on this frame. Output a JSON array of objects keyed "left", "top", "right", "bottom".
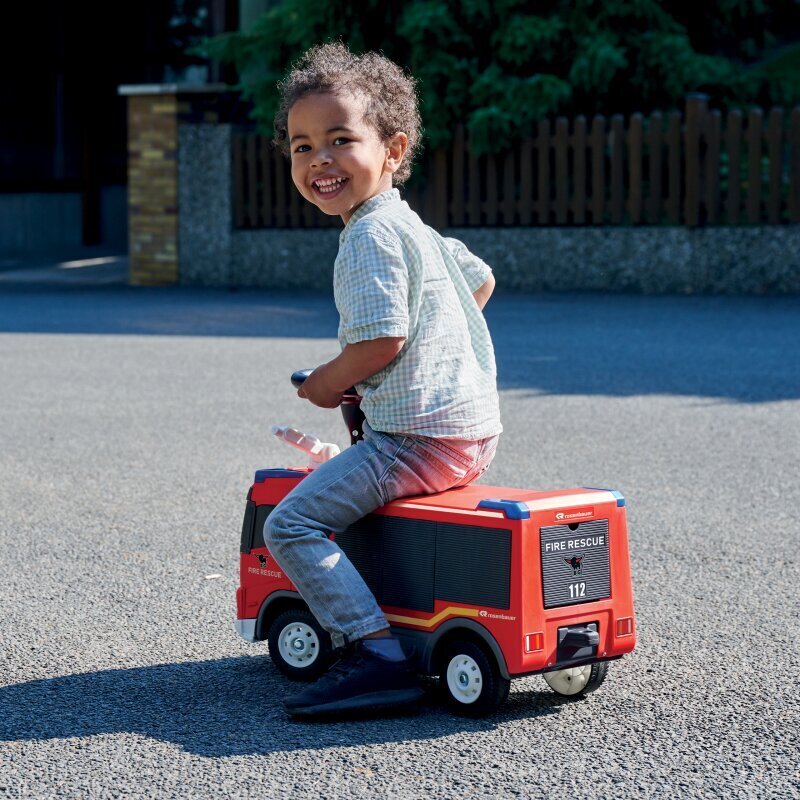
[
  {"left": 336, "top": 231, "right": 410, "bottom": 344},
  {"left": 441, "top": 236, "right": 492, "bottom": 293}
]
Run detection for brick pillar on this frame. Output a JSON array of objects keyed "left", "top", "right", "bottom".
[{"left": 118, "top": 84, "right": 227, "bottom": 286}]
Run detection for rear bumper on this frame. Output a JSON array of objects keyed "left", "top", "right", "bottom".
[{"left": 234, "top": 617, "right": 257, "bottom": 642}]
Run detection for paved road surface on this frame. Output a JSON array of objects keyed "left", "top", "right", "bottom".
[{"left": 1, "top": 277, "right": 798, "bottom": 799}]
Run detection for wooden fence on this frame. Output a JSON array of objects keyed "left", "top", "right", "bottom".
[{"left": 232, "top": 95, "right": 800, "bottom": 229}]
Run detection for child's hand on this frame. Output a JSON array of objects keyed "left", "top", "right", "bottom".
[
  {"left": 297, "top": 366, "right": 343, "bottom": 408},
  {"left": 298, "top": 339, "right": 403, "bottom": 408}
]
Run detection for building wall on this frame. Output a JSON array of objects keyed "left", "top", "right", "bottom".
[{"left": 0, "top": 188, "right": 127, "bottom": 257}]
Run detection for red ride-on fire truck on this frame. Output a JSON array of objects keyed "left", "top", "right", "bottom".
[{"left": 235, "top": 371, "right": 636, "bottom": 716}]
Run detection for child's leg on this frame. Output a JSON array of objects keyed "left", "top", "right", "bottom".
[
  {"left": 264, "top": 429, "right": 393, "bottom": 650},
  {"left": 265, "top": 424, "right": 498, "bottom": 650}
]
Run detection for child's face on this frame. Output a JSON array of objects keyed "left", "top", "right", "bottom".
[{"left": 287, "top": 91, "right": 406, "bottom": 223}]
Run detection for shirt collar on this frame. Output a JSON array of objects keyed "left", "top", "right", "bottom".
[{"left": 340, "top": 189, "right": 400, "bottom": 244}]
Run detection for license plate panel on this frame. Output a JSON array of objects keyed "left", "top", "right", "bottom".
[{"left": 540, "top": 519, "right": 611, "bottom": 608}]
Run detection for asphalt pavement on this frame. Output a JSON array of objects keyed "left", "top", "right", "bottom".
[{"left": 0, "top": 263, "right": 798, "bottom": 799}]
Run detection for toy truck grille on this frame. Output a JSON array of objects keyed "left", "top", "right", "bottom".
[{"left": 540, "top": 519, "right": 611, "bottom": 608}]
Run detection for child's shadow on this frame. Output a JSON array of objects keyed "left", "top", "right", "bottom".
[{"left": 0, "top": 656, "right": 561, "bottom": 756}]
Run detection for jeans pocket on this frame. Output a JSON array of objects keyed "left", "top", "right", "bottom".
[
  {"left": 461, "top": 436, "right": 499, "bottom": 484},
  {"left": 366, "top": 424, "right": 409, "bottom": 460},
  {"left": 409, "top": 440, "right": 472, "bottom": 485},
  {"left": 420, "top": 437, "right": 478, "bottom": 471}
]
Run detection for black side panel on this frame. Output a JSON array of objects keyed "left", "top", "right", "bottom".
[
  {"left": 336, "top": 515, "right": 384, "bottom": 600},
  {"left": 435, "top": 523, "right": 511, "bottom": 609},
  {"left": 380, "top": 517, "right": 436, "bottom": 612},
  {"left": 250, "top": 504, "right": 276, "bottom": 551},
  {"left": 334, "top": 515, "right": 511, "bottom": 612}
]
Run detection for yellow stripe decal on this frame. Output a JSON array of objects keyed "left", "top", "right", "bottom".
[{"left": 384, "top": 606, "right": 480, "bottom": 628}]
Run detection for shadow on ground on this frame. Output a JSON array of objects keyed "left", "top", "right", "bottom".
[
  {"left": 0, "top": 656, "right": 561, "bottom": 757},
  {"left": 0, "top": 285, "right": 798, "bottom": 402}
]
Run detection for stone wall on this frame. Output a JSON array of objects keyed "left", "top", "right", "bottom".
[
  {"left": 450, "top": 226, "right": 800, "bottom": 295},
  {"left": 176, "top": 121, "right": 800, "bottom": 295}
]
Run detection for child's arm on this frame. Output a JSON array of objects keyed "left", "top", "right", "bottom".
[
  {"left": 298, "top": 336, "right": 405, "bottom": 408},
  {"left": 441, "top": 236, "right": 494, "bottom": 310},
  {"left": 472, "top": 272, "right": 495, "bottom": 310}
]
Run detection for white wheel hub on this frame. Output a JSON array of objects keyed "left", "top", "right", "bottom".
[
  {"left": 543, "top": 665, "right": 592, "bottom": 696},
  {"left": 277, "top": 622, "right": 320, "bottom": 668},
  {"left": 446, "top": 654, "right": 483, "bottom": 704}
]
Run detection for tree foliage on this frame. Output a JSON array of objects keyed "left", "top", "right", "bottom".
[{"left": 195, "top": 0, "right": 800, "bottom": 154}]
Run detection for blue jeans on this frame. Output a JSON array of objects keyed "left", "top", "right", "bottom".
[{"left": 264, "top": 423, "right": 499, "bottom": 649}]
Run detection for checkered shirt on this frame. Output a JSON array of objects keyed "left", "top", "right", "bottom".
[{"left": 333, "top": 189, "right": 502, "bottom": 439}]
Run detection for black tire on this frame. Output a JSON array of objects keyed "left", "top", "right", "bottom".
[
  {"left": 267, "top": 608, "right": 333, "bottom": 681},
  {"left": 542, "top": 661, "right": 609, "bottom": 698},
  {"left": 437, "top": 638, "right": 510, "bottom": 717}
]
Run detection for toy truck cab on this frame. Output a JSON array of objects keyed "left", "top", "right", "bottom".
[{"left": 237, "top": 468, "right": 636, "bottom": 716}]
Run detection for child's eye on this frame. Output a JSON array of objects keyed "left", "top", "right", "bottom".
[
  {"left": 293, "top": 144, "right": 311, "bottom": 154},
  {"left": 333, "top": 137, "right": 350, "bottom": 145}
]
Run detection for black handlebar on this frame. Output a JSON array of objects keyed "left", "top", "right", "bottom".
[
  {"left": 290, "top": 369, "right": 313, "bottom": 389},
  {"left": 291, "top": 369, "right": 364, "bottom": 445},
  {"left": 291, "top": 368, "right": 358, "bottom": 399}
]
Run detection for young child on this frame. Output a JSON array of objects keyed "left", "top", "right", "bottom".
[{"left": 265, "top": 42, "right": 502, "bottom": 717}]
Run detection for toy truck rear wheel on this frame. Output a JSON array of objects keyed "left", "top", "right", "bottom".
[
  {"left": 438, "top": 638, "right": 510, "bottom": 717},
  {"left": 267, "top": 608, "right": 333, "bottom": 681},
  {"left": 543, "top": 661, "right": 609, "bottom": 698}
]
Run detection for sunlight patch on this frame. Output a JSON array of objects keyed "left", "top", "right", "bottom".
[{"left": 318, "top": 553, "right": 341, "bottom": 570}]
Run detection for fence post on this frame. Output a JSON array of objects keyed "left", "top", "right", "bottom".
[
  {"left": 246, "top": 133, "right": 258, "bottom": 228},
  {"left": 118, "top": 83, "right": 228, "bottom": 286},
  {"left": 502, "top": 151, "right": 516, "bottom": 225},
  {"left": 433, "top": 149, "right": 448, "bottom": 229},
  {"left": 555, "top": 117, "right": 569, "bottom": 223},
  {"left": 451, "top": 126, "right": 466, "bottom": 225},
  {"left": 725, "top": 110, "right": 743, "bottom": 224},
  {"left": 519, "top": 138, "right": 534, "bottom": 225},
  {"left": 610, "top": 115, "right": 625, "bottom": 223},
  {"left": 233, "top": 134, "right": 245, "bottom": 228},
  {"left": 705, "top": 110, "right": 722, "bottom": 224},
  {"left": 766, "top": 107, "right": 784, "bottom": 224},
  {"left": 666, "top": 112, "right": 682, "bottom": 223},
  {"left": 590, "top": 115, "right": 605, "bottom": 224},
  {"left": 572, "top": 116, "right": 587, "bottom": 224},
  {"left": 628, "top": 113, "right": 643, "bottom": 224},
  {"left": 536, "top": 120, "right": 551, "bottom": 224},
  {"left": 259, "top": 138, "right": 273, "bottom": 227},
  {"left": 746, "top": 108, "right": 764, "bottom": 223},
  {"left": 685, "top": 94, "right": 708, "bottom": 227},
  {"left": 467, "top": 144, "right": 481, "bottom": 226},
  {"left": 646, "top": 112, "right": 662, "bottom": 224}
]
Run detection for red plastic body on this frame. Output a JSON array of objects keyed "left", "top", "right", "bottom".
[{"left": 237, "top": 469, "right": 636, "bottom": 678}]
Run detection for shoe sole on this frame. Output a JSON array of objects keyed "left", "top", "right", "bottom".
[{"left": 285, "top": 687, "right": 425, "bottom": 717}]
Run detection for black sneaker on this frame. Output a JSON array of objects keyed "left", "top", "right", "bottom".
[{"left": 283, "top": 641, "right": 424, "bottom": 717}]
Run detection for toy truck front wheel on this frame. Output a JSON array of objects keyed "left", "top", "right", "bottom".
[
  {"left": 438, "top": 638, "right": 510, "bottom": 717},
  {"left": 543, "top": 661, "right": 609, "bottom": 697},
  {"left": 267, "top": 608, "right": 334, "bottom": 681}
]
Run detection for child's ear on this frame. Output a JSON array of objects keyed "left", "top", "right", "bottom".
[{"left": 384, "top": 131, "right": 408, "bottom": 175}]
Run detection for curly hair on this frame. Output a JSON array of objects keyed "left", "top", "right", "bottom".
[{"left": 274, "top": 42, "right": 422, "bottom": 185}]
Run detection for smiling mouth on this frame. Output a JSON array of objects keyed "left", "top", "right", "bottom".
[{"left": 312, "top": 177, "right": 348, "bottom": 196}]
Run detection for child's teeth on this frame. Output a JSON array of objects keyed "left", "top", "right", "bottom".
[{"left": 316, "top": 177, "right": 344, "bottom": 193}]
